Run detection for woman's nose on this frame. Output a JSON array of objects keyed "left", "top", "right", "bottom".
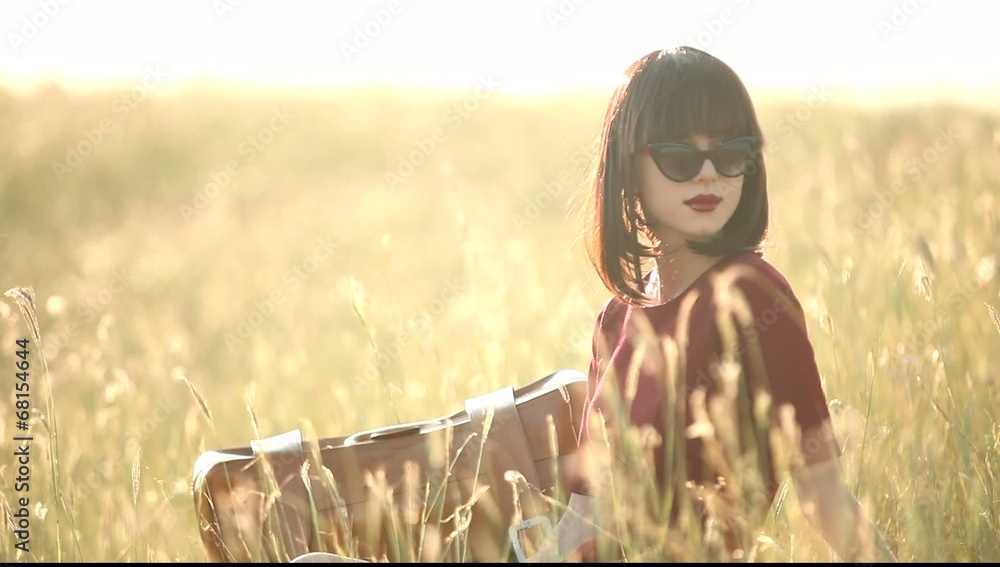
[{"left": 693, "top": 157, "right": 719, "bottom": 183}]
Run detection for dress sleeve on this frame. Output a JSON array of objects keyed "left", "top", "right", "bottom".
[
  {"left": 729, "top": 271, "right": 837, "bottom": 460},
  {"left": 569, "top": 298, "right": 625, "bottom": 495}
]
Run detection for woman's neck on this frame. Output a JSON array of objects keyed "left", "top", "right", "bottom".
[{"left": 651, "top": 248, "right": 725, "bottom": 303}]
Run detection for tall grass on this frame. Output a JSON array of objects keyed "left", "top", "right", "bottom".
[{"left": 0, "top": 82, "right": 998, "bottom": 562}]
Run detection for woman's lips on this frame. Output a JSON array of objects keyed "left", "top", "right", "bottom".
[{"left": 684, "top": 194, "right": 722, "bottom": 212}]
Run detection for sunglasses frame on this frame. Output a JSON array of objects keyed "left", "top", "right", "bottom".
[{"left": 641, "top": 135, "right": 762, "bottom": 182}]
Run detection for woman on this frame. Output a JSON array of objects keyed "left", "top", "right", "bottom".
[{"left": 535, "top": 47, "right": 897, "bottom": 563}]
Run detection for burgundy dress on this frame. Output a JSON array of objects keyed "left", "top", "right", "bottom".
[{"left": 571, "top": 251, "right": 837, "bottom": 512}]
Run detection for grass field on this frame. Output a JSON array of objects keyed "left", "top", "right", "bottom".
[{"left": 0, "top": 81, "right": 998, "bottom": 562}]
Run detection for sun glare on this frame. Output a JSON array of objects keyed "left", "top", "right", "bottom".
[{"left": 0, "top": 0, "right": 997, "bottom": 103}]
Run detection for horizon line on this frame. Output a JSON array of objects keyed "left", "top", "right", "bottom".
[{"left": 3, "top": 73, "right": 999, "bottom": 107}]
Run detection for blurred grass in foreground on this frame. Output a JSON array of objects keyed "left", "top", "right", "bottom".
[{"left": 0, "top": 83, "right": 998, "bottom": 561}]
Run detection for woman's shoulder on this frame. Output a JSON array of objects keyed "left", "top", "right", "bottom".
[
  {"left": 590, "top": 251, "right": 799, "bottom": 328},
  {"left": 723, "top": 251, "right": 795, "bottom": 291},
  {"left": 711, "top": 251, "right": 800, "bottom": 309},
  {"left": 594, "top": 293, "right": 630, "bottom": 325}
]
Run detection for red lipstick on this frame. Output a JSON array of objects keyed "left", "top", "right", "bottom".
[{"left": 684, "top": 194, "right": 722, "bottom": 212}]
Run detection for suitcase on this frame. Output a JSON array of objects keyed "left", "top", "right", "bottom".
[{"left": 192, "top": 369, "right": 589, "bottom": 562}]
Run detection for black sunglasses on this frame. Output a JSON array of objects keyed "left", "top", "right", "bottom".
[{"left": 641, "top": 135, "right": 761, "bottom": 182}]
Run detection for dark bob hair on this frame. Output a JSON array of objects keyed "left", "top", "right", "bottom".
[{"left": 583, "top": 47, "right": 768, "bottom": 304}]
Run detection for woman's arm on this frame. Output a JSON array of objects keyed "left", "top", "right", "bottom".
[
  {"left": 724, "top": 267, "right": 897, "bottom": 561},
  {"left": 791, "top": 426, "right": 897, "bottom": 563}
]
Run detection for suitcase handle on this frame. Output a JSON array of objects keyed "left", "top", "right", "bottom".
[
  {"left": 346, "top": 423, "right": 424, "bottom": 444},
  {"left": 343, "top": 407, "right": 469, "bottom": 446}
]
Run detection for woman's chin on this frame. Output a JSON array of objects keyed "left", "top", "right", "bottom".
[{"left": 682, "top": 228, "right": 725, "bottom": 243}]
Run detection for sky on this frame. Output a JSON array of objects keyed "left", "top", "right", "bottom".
[{"left": 1, "top": 0, "right": 998, "bottom": 101}]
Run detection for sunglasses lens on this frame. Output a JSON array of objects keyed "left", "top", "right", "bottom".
[
  {"left": 651, "top": 151, "right": 703, "bottom": 181},
  {"left": 712, "top": 148, "right": 751, "bottom": 177}
]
